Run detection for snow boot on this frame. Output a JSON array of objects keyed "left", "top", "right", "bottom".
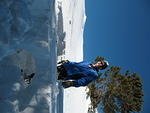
[
  {"left": 57, "top": 60, "right": 69, "bottom": 66},
  {"left": 57, "top": 65, "right": 67, "bottom": 80}
]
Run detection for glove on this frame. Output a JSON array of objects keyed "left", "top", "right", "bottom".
[{"left": 62, "top": 81, "right": 75, "bottom": 88}]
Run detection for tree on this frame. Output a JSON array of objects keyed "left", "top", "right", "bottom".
[{"left": 86, "top": 56, "right": 144, "bottom": 113}]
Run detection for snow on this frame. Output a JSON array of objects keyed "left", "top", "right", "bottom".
[
  {"left": 55, "top": 0, "right": 90, "bottom": 113},
  {"left": 0, "top": 0, "right": 57, "bottom": 113},
  {"left": 0, "top": 0, "right": 89, "bottom": 113},
  {"left": 59, "top": 0, "right": 86, "bottom": 61}
]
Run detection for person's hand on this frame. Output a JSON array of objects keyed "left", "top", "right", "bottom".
[{"left": 62, "top": 81, "right": 75, "bottom": 88}]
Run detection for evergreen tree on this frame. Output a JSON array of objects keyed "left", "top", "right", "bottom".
[{"left": 87, "top": 56, "right": 144, "bottom": 113}]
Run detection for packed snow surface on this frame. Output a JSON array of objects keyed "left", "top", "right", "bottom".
[{"left": 56, "top": 0, "right": 90, "bottom": 113}]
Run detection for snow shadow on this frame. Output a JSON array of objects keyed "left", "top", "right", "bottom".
[{"left": 57, "top": 4, "right": 66, "bottom": 57}]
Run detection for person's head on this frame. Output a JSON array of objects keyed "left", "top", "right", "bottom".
[{"left": 93, "top": 60, "right": 109, "bottom": 70}]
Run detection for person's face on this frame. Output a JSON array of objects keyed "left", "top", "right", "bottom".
[{"left": 94, "top": 61, "right": 105, "bottom": 69}]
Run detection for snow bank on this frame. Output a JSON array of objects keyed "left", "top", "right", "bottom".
[{"left": 0, "top": 0, "right": 58, "bottom": 113}]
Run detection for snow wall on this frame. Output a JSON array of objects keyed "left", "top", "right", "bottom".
[{"left": 0, "top": 0, "right": 89, "bottom": 113}]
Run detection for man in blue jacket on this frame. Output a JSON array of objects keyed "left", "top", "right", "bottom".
[{"left": 57, "top": 60, "right": 109, "bottom": 88}]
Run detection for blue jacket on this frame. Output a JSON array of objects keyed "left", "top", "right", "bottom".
[{"left": 63, "top": 61, "right": 99, "bottom": 87}]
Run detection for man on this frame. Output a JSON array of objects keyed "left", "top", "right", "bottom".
[{"left": 57, "top": 60, "right": 109, "bottom": 88}]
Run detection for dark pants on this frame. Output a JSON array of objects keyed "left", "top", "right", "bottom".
[{"left": 57, "top": 64, "right": 85, "bottom": 80}]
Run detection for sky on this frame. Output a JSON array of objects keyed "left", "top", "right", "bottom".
[{"left": 84, "top": 0, "right": 150, "bottom": 113}]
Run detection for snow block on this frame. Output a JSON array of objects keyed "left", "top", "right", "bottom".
[{"left": 0, "top": 0, "right": 59, "bottom": 113}]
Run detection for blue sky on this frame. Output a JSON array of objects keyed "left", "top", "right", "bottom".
[{"left": 84, "top": 0, "right": 150, "bottom": 112}]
